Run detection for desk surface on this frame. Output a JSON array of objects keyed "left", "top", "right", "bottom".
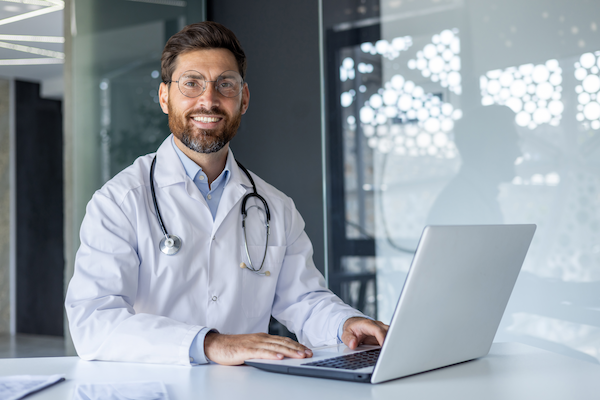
[{"left": 1, "top": 342, "right": 598, "bottom": 400}]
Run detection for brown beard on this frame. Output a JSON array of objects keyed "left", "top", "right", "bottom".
[{"left": 168, "top": 102, "right": 242, "bottom": 154}]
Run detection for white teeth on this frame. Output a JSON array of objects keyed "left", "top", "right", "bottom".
[{"left": 193, "top": 116, "right": 220, "bottom": 123}]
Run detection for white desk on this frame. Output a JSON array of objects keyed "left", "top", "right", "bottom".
[{"left": 1, "top": 343, "right": 598, "bottom": 399}]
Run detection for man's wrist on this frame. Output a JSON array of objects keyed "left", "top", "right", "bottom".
[
  {"left": 204, "top": 331, "right": 218, "bottom": 344},
  {"left": 203, "top": 330, "right": 221, "bottom": 361},
  {"left": 190, "top": 328, "right": 218, "bottom": 364}
]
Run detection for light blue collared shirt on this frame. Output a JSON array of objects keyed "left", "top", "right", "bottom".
[{"left": 171, "top": 137, "right": 231, "bottom": 221}]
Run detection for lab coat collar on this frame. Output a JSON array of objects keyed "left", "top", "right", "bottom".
[
  {"left": 211, "top": 148, "right": 254, "bottom": 232},
  {"left": 226, "top": 149, "right": 252, "bottom": 190},
  {"left": 154, "top": 134, "right": 189, "bottom": 188}
]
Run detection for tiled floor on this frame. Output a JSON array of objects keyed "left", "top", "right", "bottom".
[{"left": 0, "top": 333, "right": 66, "bottom": 358}]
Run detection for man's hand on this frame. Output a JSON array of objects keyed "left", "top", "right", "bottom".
[
  {"left": 204, "top": 332, "right": 313, "bottom": 366},
  {"left": 341, "top": 317, "right": 389, "bottom": 350}
]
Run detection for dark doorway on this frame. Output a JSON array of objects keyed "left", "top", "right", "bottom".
[{"left": 16, "top": 80, "right": 64, "bottom": 336}]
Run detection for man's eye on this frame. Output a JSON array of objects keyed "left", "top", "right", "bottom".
[
  {"left": 183, "top": 80, "right": 200, "bottom": 87},
  {"left": 219, "top": 81, "right": 234, "bottom": 88}
]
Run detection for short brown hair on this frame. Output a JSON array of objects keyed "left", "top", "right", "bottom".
[{"left": 161, "top": 21, "right": 247, "bottom": 82}]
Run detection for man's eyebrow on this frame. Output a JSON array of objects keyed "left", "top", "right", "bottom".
[
  {"left": 219, "top": 72, "right": 239, "bottom": 79},
  {"left": 183, "top": 72, "right": 204, "bottom": 79}
]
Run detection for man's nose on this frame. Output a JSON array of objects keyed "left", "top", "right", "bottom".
[{"left": 196, "top": 81, "right": 220, "bottom": 109}]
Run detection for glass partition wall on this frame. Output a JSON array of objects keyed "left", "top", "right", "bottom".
[
  {"left": 323, "top": 0, "right": 600, "bottom": 363},
  {"left": 68, "top": 0, "right": 204, "bottom": 206},
  {"left": 64, "top": 0, "right": 205, "bottom": 352}
]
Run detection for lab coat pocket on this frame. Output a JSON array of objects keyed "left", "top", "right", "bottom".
[{"left": 241, "top": 245, "right": 286, "bottom": 318}]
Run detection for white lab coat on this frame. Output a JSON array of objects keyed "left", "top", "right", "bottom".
[{"left": 65, "top": 135, "right": 363, "bottom": 366}]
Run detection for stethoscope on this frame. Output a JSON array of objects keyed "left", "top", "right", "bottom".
[{"left": 150, "top": 155, "right": 271, "bottom": 276}]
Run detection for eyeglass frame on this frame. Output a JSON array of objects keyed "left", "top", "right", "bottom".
[{"left": 163, "top": 69, "right": 245, "bottom": 98}]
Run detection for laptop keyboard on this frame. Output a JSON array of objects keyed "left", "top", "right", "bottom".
[{"left": 301, "top": 348, "right": 381, "bottom": 370}]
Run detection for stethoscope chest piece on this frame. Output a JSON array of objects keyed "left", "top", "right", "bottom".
[{"left": 159, "top": 234, "right": 182, "bottom": 255}]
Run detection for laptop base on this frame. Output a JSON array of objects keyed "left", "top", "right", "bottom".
[{"left": 245, "top": 361, "right": 373, "bottom": 383}]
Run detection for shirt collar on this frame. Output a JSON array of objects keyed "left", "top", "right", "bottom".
[{"left": 171, "top": 135, "right": 232, "bottom": 187}]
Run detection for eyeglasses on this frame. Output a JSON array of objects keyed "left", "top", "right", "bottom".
[{"left": 165, "top": 70, "right": 244, "bottom": 98}]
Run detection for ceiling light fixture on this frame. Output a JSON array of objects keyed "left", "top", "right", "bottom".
[
  {"left": 126, "top": 0, "right": 187, "bottom": 7},
  {"left": 0, "top": 34, "right": 63, "bottom": 43},
  {"left": 0, "top": 40, "right": 64, "bottom": 58},
  {"left": 0, "top": 57, "right": 62, "bottom": 65},
  {"left": 0, "top": 0, "right": 63, "bottom": 27},
  {"left": 2, "top": 0, "right": 61, "bottom": 7}
]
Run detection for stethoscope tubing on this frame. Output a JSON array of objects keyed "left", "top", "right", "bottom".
[
  {"left": 150, "top": 156, "right": 168, "bottom": 237},
  {"left": 150, "top": 156, "right": 183, "bottom": 255},
  {"left": 150, "top": 154, "right": 271, "bottom": 275}
]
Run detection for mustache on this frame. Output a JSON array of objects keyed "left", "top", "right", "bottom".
[{"left": 185, "top": 106, "right": 226, "bottom": 117}]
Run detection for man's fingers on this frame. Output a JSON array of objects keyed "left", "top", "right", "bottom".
[
  {"left": 342, "top": 318, "right": 389, "bottom": 349},
  {"left": 260, "top": 340, "right": 312, "bottom": 359},
  {"left": 361, "top": 336, "right": 381, "bottom": 346},
  {"left": 254, "top": 348, "right": 290, "bottom": 361},
  {"left": 205, "top": 332, "right": 313, "bottom": 365},
  {"left": 341, "top": 331, "right": 355, "bottom": 349},
  {"left": 369, "top": 321, "right": 387, "bottom": 346},
  {"left": 263, "top": 335, "right": 313, "bottom": 357},
  {"left": 265, "top": 335, "right": 309, "bottom": 350}
]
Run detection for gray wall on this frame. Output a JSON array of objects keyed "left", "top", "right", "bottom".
[{"left": 208, "top": 0, "right": 326, "bottom": 273}]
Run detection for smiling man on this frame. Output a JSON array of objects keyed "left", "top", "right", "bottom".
[{"left": 65, "top": 21, "right": 387, "bottom": 366}]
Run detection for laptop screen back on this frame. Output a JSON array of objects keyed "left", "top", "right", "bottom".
[{"left": 372, "top": 224, "right": 536, "bottom": 383}]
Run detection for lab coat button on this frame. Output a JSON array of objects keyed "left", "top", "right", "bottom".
[{"left": 212, "top": 296, "right": 217, "bottom": 301}]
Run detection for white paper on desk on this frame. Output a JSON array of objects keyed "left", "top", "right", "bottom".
[
  {"left": 73, "top": 381, "right": 169, "bottom": 400},
  {"left": 0, "top": 374, "right": 65, "bottom": 400}
]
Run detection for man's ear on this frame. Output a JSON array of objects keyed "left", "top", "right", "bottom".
[
  {"left": 159, "top": 82, "right": 170, "bottom": 114},
  {"left": 241, "top": 82, "right": 250, "bottom": 115}
]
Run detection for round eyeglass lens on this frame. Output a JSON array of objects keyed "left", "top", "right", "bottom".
[
  {"left": 177, "top": 70, "right": 243, "bottom": 98},
  {"left": 178, "top": 71, "right": 205, "bottom": 97}
]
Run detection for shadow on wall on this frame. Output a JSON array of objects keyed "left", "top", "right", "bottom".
[{"left": 427, "top": 105, "right": 520, "bottom": 225}]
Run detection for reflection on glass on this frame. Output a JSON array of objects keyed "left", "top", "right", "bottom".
[
  {"left": 408, "top": 29, "right": 461, "bottom": 94},
  {"left": 511, "top": 312, "right": 600, "bottom": 359},
  {"left": 340, "top": 257, "right": 377, "bottom": 319},
  {"left": 339, "top": 44, "right": 376, "bottom": 240},
  {"left": 103, "top": 62, "right": 170, "bottom": 179},
  {"left": 480, "top": 60, "right": 563, "bottom": 129},
  {"left": 339, "top": 34, "right": 462, "bottom": 241},
  {"left": 427, "top": 105, "right": 519, "bottom": 225},
  {"left": 575, "top": 51, "right": 600, "bottom": 130},
  {"left": 325, "top": 0, "right": 600, "bottom": 363},
  {"left": 71, "top": 2, "right": 203, "bottom": 195}
]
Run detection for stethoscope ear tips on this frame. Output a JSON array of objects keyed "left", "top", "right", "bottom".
[{"left": 240, "top": 261, "right": 270, "bottom": 276}]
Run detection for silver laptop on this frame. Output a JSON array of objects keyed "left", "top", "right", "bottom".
[{"left": 246, "top": 224, "right": 536, "bottom": 384}]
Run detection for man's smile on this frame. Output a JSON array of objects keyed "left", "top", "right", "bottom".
[{"left": 192, "top": 116, "right": 222, "bottom": 123}]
